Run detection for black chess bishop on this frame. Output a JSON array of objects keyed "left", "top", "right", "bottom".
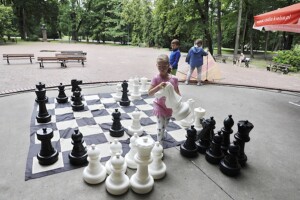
[{"left": 221, "top": 115, "right": 234, "bottom": 154}]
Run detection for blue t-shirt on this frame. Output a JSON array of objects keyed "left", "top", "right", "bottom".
[{"left": 169, "top": 49, "right": 181, "bottom": 70}]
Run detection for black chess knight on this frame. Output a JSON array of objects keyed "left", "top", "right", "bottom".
[
  {"left": 120, "top": 80, "right": 130, "bottom": 106},
  {"left": 233, "top": 120, "right": 254, "bottom": 166},
  {"left": 36, "top": 128, "right": 59, "bottom": 165},
  {"left": 109, "top": 109, "right": 125, "bottom": 137},
  {"left": 35, "top": 84, "right": 51, "bottom": 123},
  {"left": 196, "top": 117, "right": 215, "bottom": 154},
  {"left": 180, "top": 125, "right": 198, "bottom": 158},
  {"left": 221, "top": 115, "right": 234, "bottom": 154},
  {"left": 56, "top": 83, "right": 68, "bottom": 103},
  {"left": 69, "top": 129, "right": 88, "bottom": 165}
]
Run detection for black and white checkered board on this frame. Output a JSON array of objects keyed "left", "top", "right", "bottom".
[{"left": 26, "top": 93, "right": 187, "bottom": 181}]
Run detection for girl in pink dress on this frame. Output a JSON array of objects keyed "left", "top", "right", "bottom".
[{"left": 148, "top": 54, "right": 181, "bottom": 145}]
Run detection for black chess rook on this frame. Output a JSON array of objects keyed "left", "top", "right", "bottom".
[
  {"left": 56, "top": 83, "right": 68, "bottom": 103},
  {"left": 220, "top": 144, "right": 241, "bottom": 177},
  {"left": 180, "top": 125, "right": 198, "bottom": 158},
  {"left": 120, "top": 80, "right": 130, "bottom": 106},
  {"left": 71, "top": 89, "right": 84, "bottom": 111},
  {"left": 221, "top": 115, "right": 234, "bottom": 154},
  {"left": 69, "top": 129, "right": 88, "bottom": 165},
  {"left": 35, "top": 86, "right": 51, "bottom": 123},
  {"left": 233, "top": 120, "right": 254, "bottom": 166},
  {"left": 36, "top": 128, "right": 59, "bottom": 165},
  {"left": 205, "top": 131, "right": 224, "bottom": 164},
  {"left": 109, "top": 109, "right": 125, "bottom": 137}
]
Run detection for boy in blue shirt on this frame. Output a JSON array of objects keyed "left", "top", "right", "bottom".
[{"left": 169, "top": 39, "right": 181, "bottom": 75}]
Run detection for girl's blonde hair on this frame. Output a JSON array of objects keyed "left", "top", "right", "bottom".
[{"left": 157, "top": 54, "right": 169, "bottom": 65}]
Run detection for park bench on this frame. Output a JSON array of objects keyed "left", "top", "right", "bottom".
[
  {"left": 3, "top": 54, "right": 34, "bottom": 64},
  {"left": 266, "top": 62, "right": 291, "bottom": 74},
  {"left": 37, "top": 55, "right": 86, "bottom": 68},
  {"left": 213, "top": 54, "right": 228, "bottom": 63},
  {"left": 60, "top": 51, "right": 87, "bottom": 56}
]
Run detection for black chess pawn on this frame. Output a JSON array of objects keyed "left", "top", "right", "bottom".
[
  {"left": 56, "top": 83, "right": 68, "bottom": 103},
  {"left": 71, "top": 79, "right": 82, "bottom": 101},
  {"left": 35, "top": 82, "right": 48, "bottom": 103},
  {"left": 233, "top": 120, "right": 254, "bottom": 166},
  {"left": 35, "top": 86, "right": 51, "bottom": 123},
  {"left": 180, "top": 125, "right": 198, "bottom": 158},
  {"left": 220, "top": 144, "right": 241, "bottom": 177},
  {"left": 119, "top": 80, "right": 130, "bottom": 106},
  {"left": 206, "top": 131, "right": 224, "bottom": 164},
  {"left": 109, "top": 109, "right": 125, "bottom": 137},
  {"left": 196, "top": 117, "right": 215, "bottom": 154},
  {"left": 71, "top": 89, "right": 84, "bottom": 111},
  {"left": 221, "top": 115, "right": 234, "bottom": 154},
  {"left": 69, "top": 129, "right": 88, "bottom": 165},
  {"left": 36, "top": 128, "right": 59, "bottom": 165},
  {"left": 209, "top": 117, "right": 216, "bottom": 142}
]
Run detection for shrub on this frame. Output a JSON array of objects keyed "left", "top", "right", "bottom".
[{"left": 273, "top": 45, "right": 300, "bottom": 72}]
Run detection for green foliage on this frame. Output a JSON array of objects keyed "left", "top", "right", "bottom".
[
  {"left": 0, "top": 5, "right": 17, "bottom": 38},
  {"left": 273, "top": 45, "right": 300, "bottom": 71}
]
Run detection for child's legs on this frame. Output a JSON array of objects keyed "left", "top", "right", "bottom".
[
  {"left": 171, "top": 68, "right": 177, "bottom": 75},
  {"left": 156, "top": 116, "right": 170, "bottom": 144},
  {"left": 186, "top": 66, "right": 195, "bottom": 82},
  {"left": 196, "top": 66, "right": 202, "bottom": 82}
]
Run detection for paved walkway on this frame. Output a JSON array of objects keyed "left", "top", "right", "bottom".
[{"left": 0, "top": 42, "right": 299, "bottom": 94}]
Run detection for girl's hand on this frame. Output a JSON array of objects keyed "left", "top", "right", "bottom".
[{"left": 159, "top": 82, "right": 167, "bottom": 89}]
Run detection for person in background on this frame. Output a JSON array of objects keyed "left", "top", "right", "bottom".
[{"left": 169, "top": 39, "right": 181, "bottom": 76}]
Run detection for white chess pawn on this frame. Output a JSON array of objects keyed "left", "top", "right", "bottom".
[
  {"left": 139, "top": 77, "right": 148, "bottom": 95},
  {"left": 180, "top": 99, "right": 195, "bottom": 127},
  {"left": 83, "top": 144, "right": 107, "bottom": 184},
  {"left": 131, "top": 77, "right": 141, "bottom": 100},
  {"left": 113, "top": 83, "right": 122, "bottom": 101},
  {"left": 105, "top": 153, "right": 130, "bottom": 195},
  {"left": 127, "top": 109, "right": 143, "bottom": 136},
  {"left": 130, "top": 136, "right": 155, "bottom": 194},
  {"left": 193, "top": 107, "right": 206, "bottom": 132},
  {"left": 105, "top": 139, "right": 127, "bottom": 175},
  {"left": 149, "top": 141, "right": 166, "bottom": 179},
  {"left": 125, "top": 133, "right": 139, "bottom": 169}
]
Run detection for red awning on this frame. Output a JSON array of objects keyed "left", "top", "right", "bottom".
[{"left": 253, "top": 3, "right": 300, "bottom": 33}]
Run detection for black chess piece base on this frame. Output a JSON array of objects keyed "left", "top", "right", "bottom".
[
  {"left": 36, "top": 114, "right": 51, "bottom": 123},
  {"left": 56, "top": 96, "right": 68, "bottom": 104},
  {"left": 37, "top": 150, "right": 59, "bottom": 166},
  {"left": 72, "top": 103, "right": 84, "bottom": 111},
  {"left": 120, "top": 100, "right": 130, "bottom": 106},
  {"left": 180, "top": 144, "right": 198, "bottom": 158},
  {"left": 205, "top": 150, "right": 224, "bottom": 165},
  {"left": 238, "top": 155, "right": 247, "bottom": 167},
  {"left": 219, "top": 160, "right": 241, "bottom": 177},
  {"left": 109, "top": 128, "right": 124, "bottom": 137},
  {"left": 69, "top": 153, "right": 88, "bottom": 165},
  {"left": 196, "top": 140, "right": 209, "bottom": 154}
]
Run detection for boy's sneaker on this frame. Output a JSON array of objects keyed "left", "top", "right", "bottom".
[
  {"left": 197, "top": 82, "right": 202, "bottom": 86},
  {"left": 185, "top": 81, "right": 189, "bottom": 85}
]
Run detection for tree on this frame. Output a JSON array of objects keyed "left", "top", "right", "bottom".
[{"left": 0, "top": 5, "right": 16, "bottom": 39}]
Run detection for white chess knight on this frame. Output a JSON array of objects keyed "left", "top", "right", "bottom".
[
  {"left": 155, "top": 82, "right": 192, "bottom": 121},
  {"left": 112, "top": 83, "right": 122, "bottom": 101},
  {"left": 139, "top": 77, "right": 149, "bottom": 95},
  {"left": 125, "top": 133, "right": 139, "bottom": 169},
  {"left": 193, "top": 107, "right": 206, "bottom": 132},
  {"left": 149, "top": 141, "right": 166, "bottom": 179},
  {"left": 127, "top": 109, "right": 143, "bottom": 136},
  {"left": 130, "top": 77, "right": 141, "bottom": 100},
  {"left": 83, "top": 144, "right": 107, "bottom": 184},
  {"left": 105, "top": 139, "right": 127, "bottom": 175},
  {"left": 180, "top": 99, "right": 195, "bottom": 127},
  {"left": 130, "top": 136, "right": 155, "bottom": 194},
  {"left": 105, "top": 153, "right": 130, "bottom": 195}
]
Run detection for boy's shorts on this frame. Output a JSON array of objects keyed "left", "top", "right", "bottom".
[{"left": 171, "top": 69, "right": 177, "bottom": 75}]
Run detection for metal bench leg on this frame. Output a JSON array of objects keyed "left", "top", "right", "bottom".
[
  {"left": 82, "top": 60, "right": 84, "bottom": 66},
  {"left": 30, "top": 57, "right": 32, "bottom": 64},
  {"left": 6, "top": 56, "right": 9, "bottom": 64}
]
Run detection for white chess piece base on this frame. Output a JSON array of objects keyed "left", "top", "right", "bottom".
[
  {"left": 127, "top": 127, "right": 143, "bottom": 136},
  {"left": 125, "top": 154, "right": 137, "bottom": 169},
  {"left": 83, "top": 165, "right": 107, "bottom": 184},
  {"left": 105, "top": 174, "right": 129, "bottom": 195},
  {"left": 149, "top": 163, "right": 166, "bottom": 179},
  {"left": 130, "top": 173, "right": 154, "bottom": 194}
]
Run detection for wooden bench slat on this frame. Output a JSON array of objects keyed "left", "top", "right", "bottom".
[{"left": 3, "top": 54, "right": 34, "bottom": 64}]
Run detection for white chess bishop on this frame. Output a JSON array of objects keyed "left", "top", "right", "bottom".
[
  {"left": 130, "top": 136, "right": 155, "bottom": 194},
  {"left": 139, "top": 77, "right": 149, "bottom": 95},
  {"left": 155, "top": 82, "right": 192, "bottom": 121},
  {"left": 149, "top": 141, "right": 166, "bottom": 179},
  {"left": 180, "top": 99, "right": 195, "bottom": 127},
  {"left": 105, "top": 139, "right": 127, "bottom": 175},
  {"left": 105, "top": 153, "right": 130, "bottom": 195},
  {"left": 127, "top": 109, "right": 143, "bottom": 136},
  {"left": 125, "top": 133, "right": 139, "bottom": 169},
  {"left": 82, "top": 144, "right": 107, "bottom": 184}
]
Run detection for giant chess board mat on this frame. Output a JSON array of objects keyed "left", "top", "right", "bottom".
[{"left": 26, "top": 93, "right": 187, "bottom": 181}]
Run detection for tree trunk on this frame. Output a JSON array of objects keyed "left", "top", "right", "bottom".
[
  {"left": 264, "top": 31, "right": 269, "bottom": 59},
  {"left": 233, "top": 0, "right": 243, "bottom": 57},
  {"left": 217, "top": 0, "right": 222, "bottom": 55}
]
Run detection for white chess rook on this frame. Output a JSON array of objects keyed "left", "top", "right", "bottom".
[
  {"left": 105, "top": 153, "right": 130, "bottom": 195},
  {"left": 125, "top": 133, "right": 139, "bottom": 169},
  {"left": 127, "top": 109, "right": 143, "bottom": 136},
  {"left": 149, "top": 142, "right": 166, "bottom": 179},
  {"left": 105, "top": 139, "right": 127, "bottom": 175},
  {"left": 83, "top": 144, "right": 107, "bottom": 184},
  {"left": 155, "top": 82, "right": 191, "bottom": 121},
  {"left": 180, "top": 99, "right": 195, "bottom": 127},
  {"left": 139, "top": 77, "right": 149, "bottom": 95},
  {"left": 130, "top": 137, "right": 155, "bottom": 194}
]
